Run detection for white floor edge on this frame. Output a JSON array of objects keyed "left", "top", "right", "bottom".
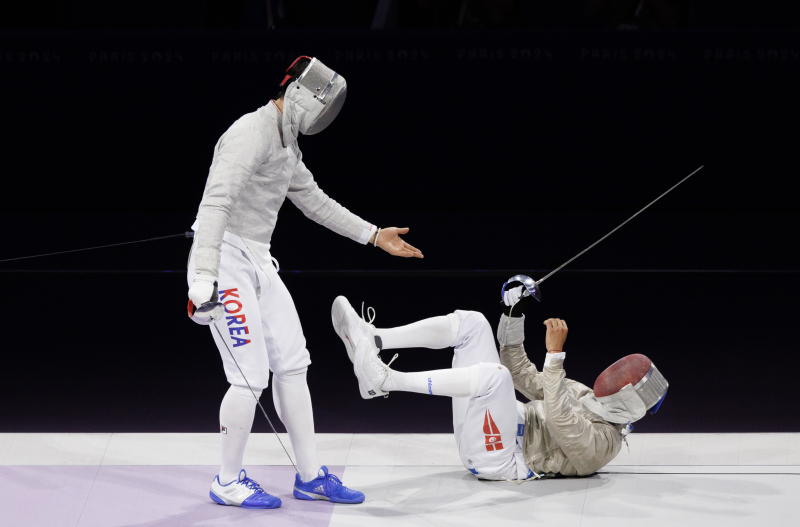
[
  {"left": 2, "top": 434, "right": 799, "bottom": 526},
  {"left": 2, "top": 432, "right": 800, "bottom": 467}
]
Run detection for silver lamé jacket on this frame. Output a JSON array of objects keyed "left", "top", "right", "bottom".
[
  {"left": 497, "top": 315, "right": 623, "bottom": 476},
  {"left": 193, "top": 101, "right": 374, "bottom": 278}
]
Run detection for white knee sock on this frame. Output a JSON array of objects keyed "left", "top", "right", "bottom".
[
  {"left": 219, "top": 385, "right": 260, "bottom": 484},
  {"left": 272, "top": 369, "right": 321, "bottom": 483},
  {"left": 381, "top": 365, "right": 480, "bottom": 398},
  {"left": 375, "top": 313, "right": 460, "bottom": 350}
]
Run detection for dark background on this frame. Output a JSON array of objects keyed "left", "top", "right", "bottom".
[{"left": 1, "top": 1, "right": 798, "bottom": 434}]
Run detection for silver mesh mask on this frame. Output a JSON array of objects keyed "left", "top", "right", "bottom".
[
  {"left": 633, "top": 362, "right": 669, "bottom": 411},
  {"left": 579, "top": 360, "right": 669, "bottom": 425},
  {"left": 282, "top": 58, "right": 347, "bottom": 146}
]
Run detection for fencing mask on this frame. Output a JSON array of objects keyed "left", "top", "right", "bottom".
[
  {"left": 579, "top": 354, "right": 669, "bottom": 425},
  {"left": 280, "top": 56, "right": 347, "bottom": 147}
]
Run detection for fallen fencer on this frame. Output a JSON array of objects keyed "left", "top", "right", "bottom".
[{"left": 331, "top": 281, "right": 668, "bottom": 480}]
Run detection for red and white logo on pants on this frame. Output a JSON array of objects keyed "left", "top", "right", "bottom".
[{"left": 483, "top": 410, "right": 503, "bottom": 451}]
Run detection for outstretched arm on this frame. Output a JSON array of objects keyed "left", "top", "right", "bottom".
[
  {"left": 287, "top": 158, "right": 422, "bottom": 258},
  {"left": 287, "top": 157, "right": 375, "bottom": 243}
]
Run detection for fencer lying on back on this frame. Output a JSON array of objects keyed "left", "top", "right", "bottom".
[{"left": 331, "top": 282, "right": 668, "bottom": 480}]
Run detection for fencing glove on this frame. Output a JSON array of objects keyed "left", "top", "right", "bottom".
[
  {"left": 188, "top": 275, "right": 224, "bottom": 325},
  {"left": 502, "top": 282, "right": 532, "bottom": 318},
  {"left": 189, "top": 274, "right": 217, "bottom": 306}
]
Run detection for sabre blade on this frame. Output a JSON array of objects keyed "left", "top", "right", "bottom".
[{"left": 535, "top": 165, "right": 703, "bottom": 286}]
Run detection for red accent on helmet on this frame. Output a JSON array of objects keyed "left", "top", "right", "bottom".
[
  {"left": 593, "top": 354, "right": 652, "bottom": 398},
  {"left": 280, "top": 55, "right": 313, "bottom": 86},
  {"left": 187, "top": 299, "right": 195, "bottom": 317}
]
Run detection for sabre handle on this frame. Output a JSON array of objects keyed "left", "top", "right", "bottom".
[
  {"left": 502, "top": 274, "right": 542, "bottom": 303},
  {"left": 501, "top": 275, "right": 541, "bottom": 319}
]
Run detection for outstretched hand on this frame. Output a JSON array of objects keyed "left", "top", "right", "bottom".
[{"left": 375, "top": 227, "right": 423, "bottom": 258}]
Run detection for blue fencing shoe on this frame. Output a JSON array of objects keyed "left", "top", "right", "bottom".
[
  {"left": 293, "top": 466, "right": 365, "bottom": 504},
  {"left": 210, "top": 469, "right": 282, "bottom": 509}
]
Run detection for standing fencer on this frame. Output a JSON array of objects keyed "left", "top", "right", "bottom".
[
  {"left": 187, "top": 56, "right": 423, "bottom": 509},
  {"left": 331, "top": 282, "right": 668, "bottom": 480}
]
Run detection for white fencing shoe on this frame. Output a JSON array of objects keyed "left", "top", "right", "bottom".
[
  {"left": 331, "top": 296, "right": 378, "bottom": 364},
  {"left": 210, "top": 469, "right": 281, "bottom": 509},
  {"left": 331, "top": 296, "right": 395, "bottom": 399}
]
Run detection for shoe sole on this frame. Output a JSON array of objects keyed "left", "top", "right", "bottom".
[
  {"left": 293, "top": 488, "right": 365, "bottom": 504},
  {"left": 209, "top": 490, "right": 281, "bottom": 509},
  {"left": 331, "top": 296, "right": 357, "bottom": 363},
  {"left": 293, "top": 487, "right": 328, "bottom": 501}
]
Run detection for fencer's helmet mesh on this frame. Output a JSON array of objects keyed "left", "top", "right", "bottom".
[
  {"left": 633, "top": 362, "right": 669, "bottom": 411},
  {"left": 593, "top": 354, "right": 669, "bottom": 419},
  {"left": 295, "top": 58, "right": 347, "bottom": 135}
]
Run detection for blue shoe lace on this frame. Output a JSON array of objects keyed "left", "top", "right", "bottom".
[
  {"left": 323, "top": 471, "right": 344, "bottom": 495},
  {"left": 239, "top": 471, "right": 266, "bottom": 494}
]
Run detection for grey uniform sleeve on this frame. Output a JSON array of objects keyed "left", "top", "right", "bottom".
[
  {"left": 497, "top": 315, "right": 544, "bottom": 401},
  {"left": 542, "top": 358, "right": 622, "bottom": 476},
  {"left": 195, "top": 125, "right": 270, "bottom": 278},
  {"left": 286, "top": 156, "right": 375, "bottom": 244}
]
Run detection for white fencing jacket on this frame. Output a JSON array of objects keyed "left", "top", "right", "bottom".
[{"left": 193, "top": 101, "right": 376, "bottom": 278}]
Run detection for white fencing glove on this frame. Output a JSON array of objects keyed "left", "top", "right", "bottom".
[
  {"left": 503, "top": 285, "right": 524, "bottom": 307},
  {"left": 189, "top": 274, "right": 217, "bottom": 307}
]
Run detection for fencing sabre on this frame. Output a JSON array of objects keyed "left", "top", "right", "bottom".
[
  {"left": 210, "top": 320, "right": 300, "bottom": 475},
  {"left": 503, "top": 165, "right": 704, "bottom": 302}
]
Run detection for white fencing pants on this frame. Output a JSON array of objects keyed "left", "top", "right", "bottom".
[
  {"left": 378, "top": 310, "right": 531, "bottom": 480},
  {"left": 188, "top": 231, "right": 319, "bottom": 481},
  {"left": 450, "top": 311, "right": 531, "bottom": 480},
  {"left": 187, "top": 233, "right": 311, "bottom": 389}
]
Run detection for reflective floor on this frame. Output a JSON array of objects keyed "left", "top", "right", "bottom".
[{"left": 1, "top": 433, "right": 799, "bottom": 526}]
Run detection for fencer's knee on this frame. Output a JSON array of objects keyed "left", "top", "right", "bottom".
[
  {"left": 273, "top": 367, "right": 308, "bottom": 385},
  {"left": 455, "top": 310, "right": 491, "bottom": 342},
  {"left": 231, "top": 384, "right": 262, "bottom": 399},
  {"left": 475, "top": 362, "right": 512, "bottom": 397}
]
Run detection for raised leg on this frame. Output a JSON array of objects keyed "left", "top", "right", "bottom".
[
  {"left": 375, "top": 313, "right": 460, "bottom": 350},
  {"left": 374, "top": 309, "right": 503, "bottom": 442}
]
